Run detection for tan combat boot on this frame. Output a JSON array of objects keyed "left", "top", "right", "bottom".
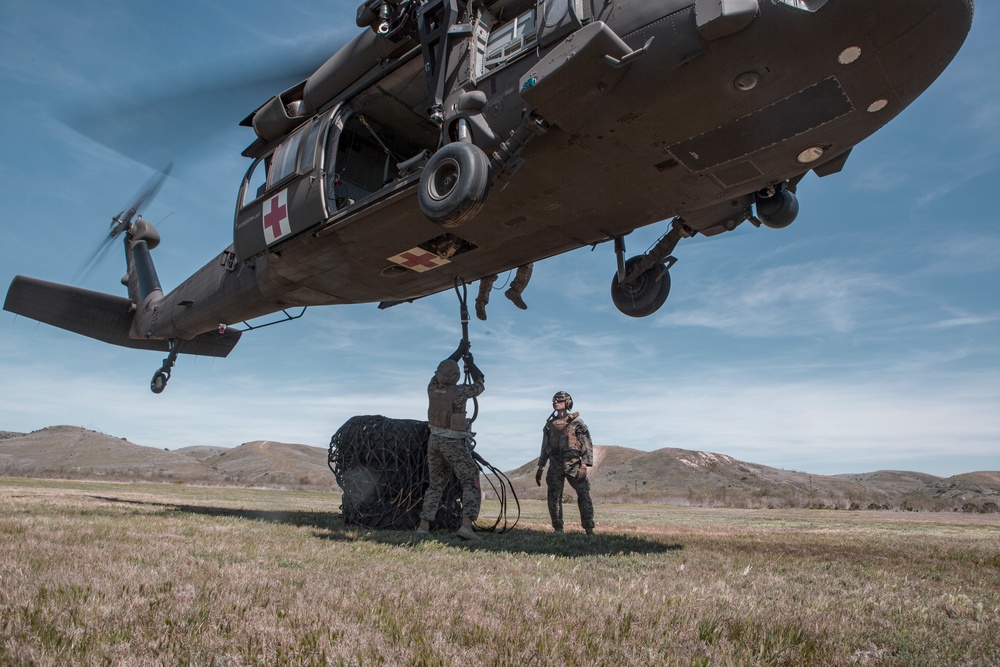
[
  {"left": 455, "top": 517, "right": 480, "bottom": 541},
  {"left": 504, "top": 287, "right": 527, "bottom": 309},
  {"left": 415, "top": 519, "right": 430, "bottom": 534}
]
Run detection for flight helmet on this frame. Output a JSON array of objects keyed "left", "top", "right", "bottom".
[{"left": 552, "top": 391, "right": 573, "bottom": 410}]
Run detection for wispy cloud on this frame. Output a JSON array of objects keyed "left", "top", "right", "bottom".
[
  {"left": 851, "top": 163, "right": 909, "bottom": 193},
  {"left": 920, "top": 314, "right": 1000, "bottom": 330},
  {"left": 659, "top": 260, "right": 900, "bottom": 336}
]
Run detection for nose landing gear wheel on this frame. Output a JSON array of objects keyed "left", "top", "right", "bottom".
[
  {"left": 611, "top": 256, "right": 671, "bottom": 318},
  {"left": 418, "top": 142, "right": 491, "bottom": 228}
]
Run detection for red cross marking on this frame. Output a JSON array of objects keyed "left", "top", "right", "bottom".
[
  {"left": 397, "top": 251, "right": 440, "bottom": 269},
  {"left": 263, "top": 195, "right": 287, "bottom": 238}
]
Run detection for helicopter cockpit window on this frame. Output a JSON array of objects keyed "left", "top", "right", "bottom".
[
  {"left": 268, "top": 125, "right": 306, "bottom": 188},
  {"left": 240, "top": 155, "right": 270, "bottom": 209},
  {"left": 297, "top": 117, "right": 322, "bottom": 173}
]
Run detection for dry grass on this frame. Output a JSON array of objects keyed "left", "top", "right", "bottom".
[{"left": 1, "top": 478, "right": 998, "bottom": 666}]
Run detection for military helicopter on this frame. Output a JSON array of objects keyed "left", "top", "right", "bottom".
[{"left": 4, "top": 0, "right": 974, "bottom": 393}]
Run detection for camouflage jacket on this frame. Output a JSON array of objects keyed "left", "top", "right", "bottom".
[
  {"left": 538, "top": 412, "right": 593, "bottom": 470},
  {"left": 427, "top": 376, "right": 485, "bottom": 435}
]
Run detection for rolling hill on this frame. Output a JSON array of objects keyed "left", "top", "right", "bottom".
[
  {"left": 2, "top": 425, "right": 997, "bottom": 511},
  {"left": 0, "top": 426, "right": 338, "bottom": 491}
]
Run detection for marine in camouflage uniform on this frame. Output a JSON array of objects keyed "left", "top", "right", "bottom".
[
  {"left": 417, "top": 343, "right": 485, "bottom": 540},
  {"left": 475, "top": 263, "right": 533, "bottom": 320},
  {"left": 535, "top": 391, "right": 595, "bottom": 535}
]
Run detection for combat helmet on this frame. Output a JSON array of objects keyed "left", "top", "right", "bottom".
[
  {"left": 435, "top": 359, "right": 461, "bottom": 385},
  {"left": 552, "top": 391, "right": 573, "bottom": 410}
]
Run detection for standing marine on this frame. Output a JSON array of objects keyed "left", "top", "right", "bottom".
[
  {"left": 535, "top": 391, "right": 595, "bottom": 535},
  {"left": 417, "top": 342, "right": 486, "bottom": 540}
]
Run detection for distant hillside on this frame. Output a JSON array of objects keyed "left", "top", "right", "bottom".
[
  {"left": 175, "top": 446, "right": 229, "bottom": 461},
  {"left": 2, "top": 426, "right": 998, "bottom": 511},
  {"left": 839, "top": 470, "right": 1000, "bottom": 505},
  {"left": 834, "top": 470, "right": 942, "bottom": 494},
  {"left": 200, "top": 440, "right": 338, "bottom": 490},
  {"left": 0, "top": 426, "right": 337, "bottom": 491},
  {"left": 0, "top": 426, "right": 216, "bottom": 481},
  {"left": 503, "top": 445, "right": 1000, "bottom": 511}
]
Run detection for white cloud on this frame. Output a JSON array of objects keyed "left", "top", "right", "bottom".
[
  {"left": 660, "top": 260, "right": 899, "bottom": 336},
  {"left": 920, "top": 314, "right": 1000, "bottom": 331}
]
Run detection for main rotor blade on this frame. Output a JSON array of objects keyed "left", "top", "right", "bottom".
[{"left": 56, "top": 41, "right": 344, "bottom": 169}]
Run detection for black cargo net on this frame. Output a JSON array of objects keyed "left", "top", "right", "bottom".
[{"left": 328, "top": 415, "right": 518, "bottom": 533}]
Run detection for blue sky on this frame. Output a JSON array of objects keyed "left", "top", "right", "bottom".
[{"left": 1, "top": 1, "right": 997, "bottom": 477}]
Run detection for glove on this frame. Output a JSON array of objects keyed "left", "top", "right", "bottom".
[
  {"left": 577, "top": 465, "right": 588, "bottom": 480},
  {"left": 448, "top": 340, "right": 470, "bottom": 361},
  {"left": 535, "top": 467, "right": 543, "bottom": 486},
  {"left": 465, "top": 356, "right": 485, "bottom": 384}
]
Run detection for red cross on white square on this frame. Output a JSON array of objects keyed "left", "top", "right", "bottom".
[
  {"left": 262, "top": 190, "right": 291, "bottom": 245},
  {"left": 387, "top": 247, "right": 451, "bottom": 273}
]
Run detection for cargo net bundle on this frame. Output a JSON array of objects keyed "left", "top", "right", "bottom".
[{"left": 328, "top": 415, "right": 519, "bottom": 533}]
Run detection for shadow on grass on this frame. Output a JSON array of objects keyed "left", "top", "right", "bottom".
[
  {"left": 91, "top": 495, "right": 682, "bottom": 557},
  {"left": 91, "top": 495, "right": 345, "bottom": 528},
  {"left": 384, "top": 528, "right": 683, "bottom": 557}
]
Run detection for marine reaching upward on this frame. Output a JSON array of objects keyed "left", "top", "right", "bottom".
[{"left": 417, "top": 342, "right": 485, "bottom": 540}]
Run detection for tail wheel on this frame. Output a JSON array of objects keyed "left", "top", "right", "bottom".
[
  {"left": 611, "top": 256, "right": 671, "bottom": 318},
  {"left": 150, "top": 371, "right": 169, "bottom": 394},
  {"left": 418, "top": 142, "right": 491, "bottom": 228}
]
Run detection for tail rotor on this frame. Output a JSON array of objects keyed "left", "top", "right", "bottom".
[{"left": 75, "top": 163, "right": 172, "bottom": 283}]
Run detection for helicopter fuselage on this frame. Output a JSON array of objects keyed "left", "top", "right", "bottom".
[
  {"left": 145, "top": 0, "right": 972, "bottom": 342},
  {"left": 5, "top": 0, "right": 974, "bottom": 381}
]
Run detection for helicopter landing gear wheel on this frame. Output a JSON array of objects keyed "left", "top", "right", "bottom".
[
  {"left": 418, "top": 142, "right": 491, "bottom": 228},
  {"left": 150, "top": 371, "right": 169, "bottom": 394},
  {"left": 150, "top": 339, "right": 179, "bottom": 394},
  {"left": 611, "top": 256, "right": 671, "bottom": 318}
]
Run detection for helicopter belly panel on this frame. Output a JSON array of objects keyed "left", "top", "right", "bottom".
[{"left": 669, "top": 77, "right": 855, "bottom": 173}]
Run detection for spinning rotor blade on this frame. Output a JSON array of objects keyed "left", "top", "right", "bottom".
[
  {"left": 119, "top": 162, "right": 172, "bottom": 226},
  {"left": 58, "top": 41, "right": 342, "bottom": 170},
  {"left": 74, "top": 164, "right": 173, "bottom": 284}
]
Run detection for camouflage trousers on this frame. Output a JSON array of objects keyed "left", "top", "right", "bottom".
[
  {"left": 545, "top": 456, "right": 594, "bottom": 531},
  {"left": 477, "top": 264, "right": 533, "bottom": 303},
  {"left": 419, "top": 433, "right": 481, "bottom": 521}
]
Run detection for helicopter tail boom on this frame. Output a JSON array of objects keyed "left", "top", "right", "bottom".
[{"left": 3, "top": 275, "right": 241, "bottom": 358}]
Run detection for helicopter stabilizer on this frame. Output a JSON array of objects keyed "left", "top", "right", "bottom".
[{"left": 3, "top": 275, "right": 241, "bottom": 358}]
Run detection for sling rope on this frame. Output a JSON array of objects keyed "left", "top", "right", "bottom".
[{"left": 325, "top": 281, "right": 520, "bottom": 533}]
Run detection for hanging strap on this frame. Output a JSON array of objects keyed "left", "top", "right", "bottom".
[{"left": 453, "top": 277, "right": 479, "bottom": 428}]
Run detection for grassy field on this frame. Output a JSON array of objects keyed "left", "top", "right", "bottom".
[{"left": 1, "top": 478, "right": 998, "bottom": 666}]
